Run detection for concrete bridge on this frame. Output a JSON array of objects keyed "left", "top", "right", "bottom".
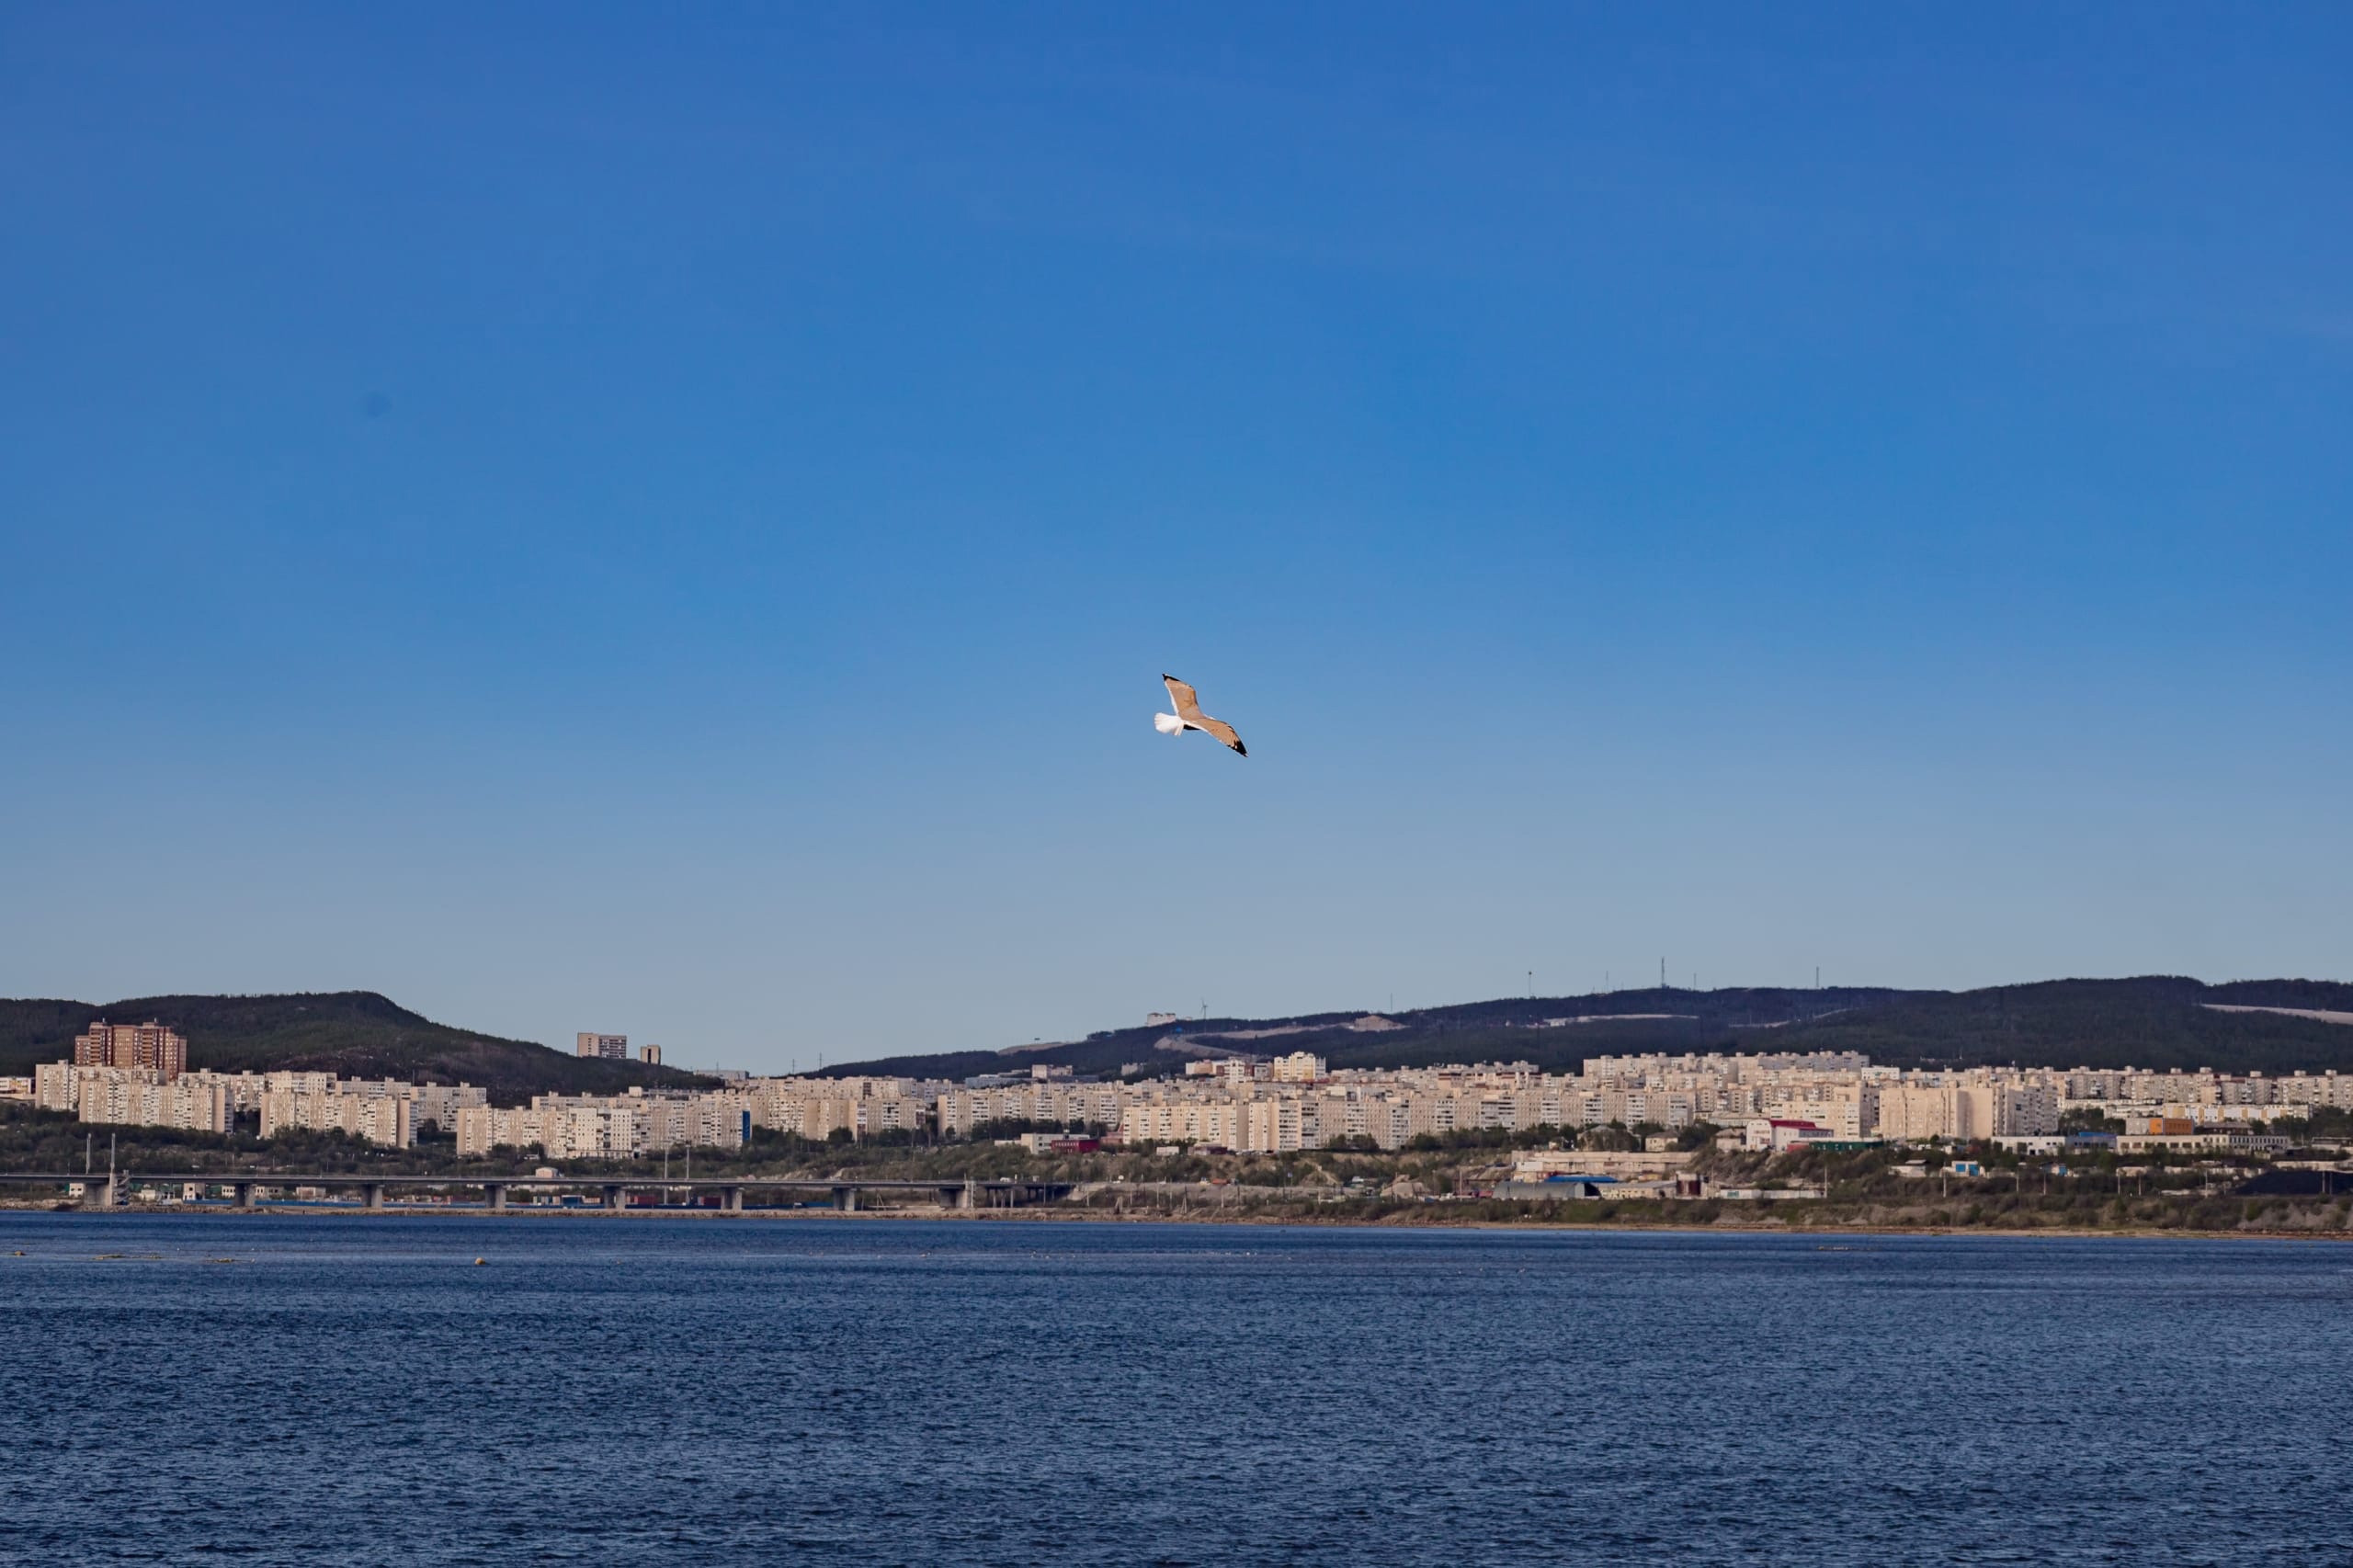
[{"left": 0, "top": 1172, "right": 1075, "bottom": 1213}]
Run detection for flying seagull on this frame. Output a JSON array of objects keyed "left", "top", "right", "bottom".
[{"left": 1154, "top": 674, "right": 1247, "bottom": 756}]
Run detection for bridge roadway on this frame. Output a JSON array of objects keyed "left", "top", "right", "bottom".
[{"left": 0, "top": 1172, "right": 1074, "bottom": 1213}]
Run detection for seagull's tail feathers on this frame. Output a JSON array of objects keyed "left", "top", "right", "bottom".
[{"left": 1154, "top": 712, "right": 1186, "bottom": 735}]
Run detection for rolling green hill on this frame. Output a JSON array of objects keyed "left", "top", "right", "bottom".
[
  {"left": 1766, "top": 977, "right": 2353, "bottom": 1073},
  {"left": 821, "top": 977, "right": 2353, "bottom": 1083},
  {"left": 823, "top": 987, "right": 1913, "bottom": 1081},
  {"left": 0, "top": 992, "right": 710, "bottom": 1106}
]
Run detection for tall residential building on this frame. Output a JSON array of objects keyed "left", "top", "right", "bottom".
[
  {"left": 576, "top": 1032, "right": 629, "bottom": 1060},
  {"left": 639, "top": 1043, "right": 663, "bottom": 1066},
  {"left": 74, "top": 1019, "right": 188, "bottom": 1080}
]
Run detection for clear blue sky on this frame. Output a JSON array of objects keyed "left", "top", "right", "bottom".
[{"left": 5, "top": 5, "right": 2347, "bottom": 1070}]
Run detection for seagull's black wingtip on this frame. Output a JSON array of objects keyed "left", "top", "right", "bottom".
[{"left": 1233, "top": 743, "right": 1247, "bottom": 757}]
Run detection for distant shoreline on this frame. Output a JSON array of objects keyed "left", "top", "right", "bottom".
[{"left": 6, "top": 1201, "right": 2347, "bottom": 1243}]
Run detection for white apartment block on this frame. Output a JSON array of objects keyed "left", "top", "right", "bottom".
[
  {"left": 454, "top": 1088, "right": 750, "bottom": 1159},
  {"left": 261, "top": 1086, "right": 412, "bottom": 1147},
  {"left": 935, "top": 1081, "right": 1124, "bottom": 1137},
  {"left": 2059, "top": 1066, "right": 2353, "bottom": 1114},
  {"left": 33, "top": 1062, "right": 485, "bottom": 1146},
  {"left": 256, "top": 1077, "right": 488, "bottom": 1148},
  {"left": 38, "top": 1062, "right": 239, "bottom": 1135},
  {"left": 78, "top": 1071, "right": 233, "bottom": 1135}
]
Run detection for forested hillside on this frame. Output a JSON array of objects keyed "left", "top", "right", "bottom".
[
  {"left": 0, "top": 992, "right": 708, "bottom": 1105},
  {"left": 1767, "top": 978, "right": 2353, "bottom": 1073},
  {"left": 821, "top": 977, "right": 2353, "bottom": 1082}
]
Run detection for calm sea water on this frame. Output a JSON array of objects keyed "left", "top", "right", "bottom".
[{"left": 3, "top": 1214, "right": 2347, "bottom": 1566}]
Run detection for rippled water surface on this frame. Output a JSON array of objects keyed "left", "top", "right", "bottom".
[{"left": 4, "top": 1214, "right": 2347, "bottom": 1565}]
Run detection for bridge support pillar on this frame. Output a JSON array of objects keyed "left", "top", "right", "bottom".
[
  {"left": 835, "top": 1186, "right": 858, "bottom": 1213},
  {"left": 362, "top": 1182, "right": 385, "bottom": 1211},
  {"left": 484, "top": 1183, "right": 507, "bottom": 1212},
  {"left": 86, "top": 1176, "right": 117, "bottom": 1210},
  {"left": 722, "top": 1185, "right": 744, "bottom": 1213},
  {"left": 602, "top": 1184, "right": 624, "bottom": 1210},
  {"left": 233, "top": 1182, "right": 256, "bottom": 1210}
]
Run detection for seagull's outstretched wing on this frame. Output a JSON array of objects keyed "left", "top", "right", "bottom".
[
  {"left": 1162, "top": 675, "right": 1204, "bottom": 721},
  {"left": 1189, "top": 714, "right": 1247, "bottom": 756}
]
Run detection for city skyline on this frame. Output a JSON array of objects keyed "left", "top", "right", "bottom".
[{"left": 31, "top": 1040, "right": 2349, "bottom": 1153}]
